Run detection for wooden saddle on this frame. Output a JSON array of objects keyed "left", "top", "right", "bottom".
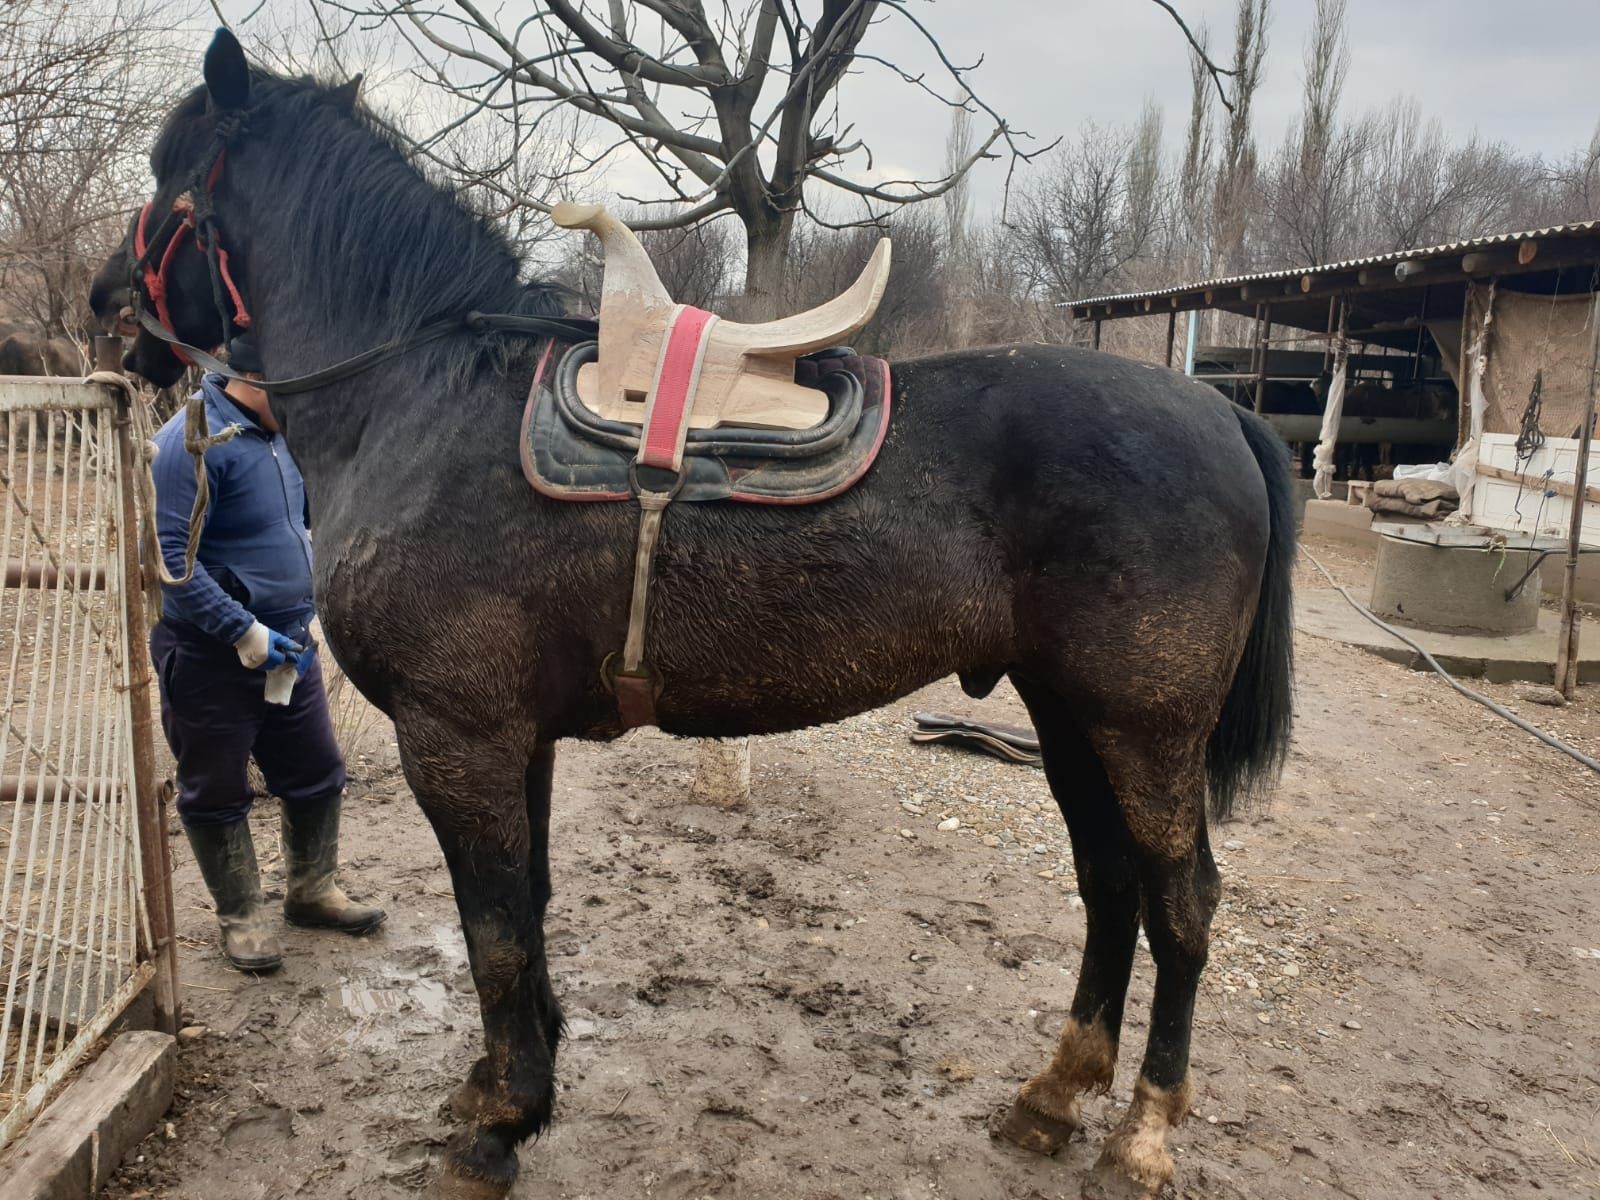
[{"left": 552, "top": 201, "right": 891, "bottom": 431}]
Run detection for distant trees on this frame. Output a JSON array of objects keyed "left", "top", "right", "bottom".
[{"left": 0, "top": 0, "right": 184, "bottom": 338}]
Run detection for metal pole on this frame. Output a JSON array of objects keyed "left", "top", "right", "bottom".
[
  {"left": 1165, "top": 310, "right": 1177, "bottom": 368},
  {"left": 1555, "top": 292, "right": 1600, "bottom": 698},
  {"left": 101, "top": 335, "right": 179, "bottom": 1035},
  {"left": 1253, "top": 305, "right": 1273, "bottom": 414},
  {"left": 1183, "top": 308, "right": 1198, "bottom": 376}
]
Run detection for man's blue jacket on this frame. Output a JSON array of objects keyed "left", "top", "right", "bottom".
[{"left": 151, "top": 374, "right": 315, "bottom": 646}]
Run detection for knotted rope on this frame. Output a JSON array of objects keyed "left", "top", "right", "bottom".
[{"left": 89, "top": 370, "right": 241, "bottom": 622}]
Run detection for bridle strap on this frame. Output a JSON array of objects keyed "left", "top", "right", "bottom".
[
  {"left": 131, "top": 117, "right": 600, "bottom": 395},
  {"left": 131, "top": 138, "right": 251, "bottom": 364},
  {"left": 136, "top": 306, "right": 599, "bottom": 395}
]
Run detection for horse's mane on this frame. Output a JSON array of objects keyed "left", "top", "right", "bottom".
[{"left": 152, "top": 69, "right": 566, "bottom": 378}]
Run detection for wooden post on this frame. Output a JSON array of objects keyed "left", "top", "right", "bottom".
[
  {"left": 1323, "top": 295, "right": 1337, "bottom": 372},
  {"left": 1455, "top": 285, "right": 1475, "bottom": 454},
  {"left": 1554, "top": 292, "right": 1600, "bottom": 698},
  {"left": 1091, "top": 318, "right": 1102, "bottom": 351},
  {"left": 1411, "top": 285, "right": 1430, "bottom": 384},
  {"left": 1165, "top": 310, "right": 1177, "bottom": 368},
  {"left": 1253, "top": 305, "right": 1273, "bottom": 414},
  {"left": 102, "top": 335, "right": 179, "bottom": 1036}
]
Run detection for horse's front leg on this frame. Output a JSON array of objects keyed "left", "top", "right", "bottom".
[{"left": 396, "top": 712, "right": 557, "bottom": 1200}]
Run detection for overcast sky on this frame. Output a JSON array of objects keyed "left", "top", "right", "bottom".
[
  {"left": 831, "top": 0, "right": 1600, "bottom": 215},
  {"left": 211, "top": 0, "right": 1599, "bottom": 221}
]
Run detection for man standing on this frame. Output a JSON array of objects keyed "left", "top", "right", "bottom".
[{"left": 149, "top": 337, "right": 384, "bottom": 972}]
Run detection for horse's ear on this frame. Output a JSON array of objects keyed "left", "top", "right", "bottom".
[
  {"left": 203, "top": 27, "right": 251, "bottom": 111},
  {"left": 331, "top": 73, "right": 363, "bottom": 112}
]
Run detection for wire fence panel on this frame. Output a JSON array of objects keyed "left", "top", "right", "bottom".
[{"left": 0, "top": 374, "right": 165, "bottom": 1149}]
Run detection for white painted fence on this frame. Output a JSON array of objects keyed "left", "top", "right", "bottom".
[{"left": 0, "top": 367, "right": 176, "bottom": 1151}]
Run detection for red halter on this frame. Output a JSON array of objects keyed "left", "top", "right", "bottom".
[{"left": 132, "top": 149, "right": 252, "bottom": 367}]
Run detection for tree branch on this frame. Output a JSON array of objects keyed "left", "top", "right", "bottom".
[
  {"left": 543, "top": 0, "right": 728, "bottom": 87},
  {"left": 1146, "top": 0, "right": 1238, "bottom": 113}
]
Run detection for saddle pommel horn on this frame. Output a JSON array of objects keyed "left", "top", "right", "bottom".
[
  {"left": 555, "top": 200, "right": 892, "bottom": 430},
  {"left": 553, "top": 200, "right": 673, "bottom": 309}
]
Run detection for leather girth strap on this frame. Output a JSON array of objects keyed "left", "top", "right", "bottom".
[{"left": 605, "top": 305, "right": 717, "bottom": 728}]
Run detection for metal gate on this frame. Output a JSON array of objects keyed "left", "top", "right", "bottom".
[{"left": 0, "top": 342, "right": 177, "bottom": 1150}]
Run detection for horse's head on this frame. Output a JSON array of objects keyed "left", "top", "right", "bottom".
[{"left": 92, "top": 28, "right": 259, "bottom": 387}]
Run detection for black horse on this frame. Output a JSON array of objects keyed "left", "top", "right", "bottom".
[{"left": 101, "top": 30, "right": 1295, "bottom": 1199}]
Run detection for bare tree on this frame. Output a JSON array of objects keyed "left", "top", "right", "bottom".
[
  {"left": 1210, "top": 0, "right": 1270, "bottom": 278},
  {"left": 0, "top": 0, "right": 186, "bottom": 338},
  {"left": 1261, "top": 0, "right": 1365, "bottom": 266},
  {"left": 559, "top": 210, "right": 739, "bottom": 311},
  {"left": 942, "top": 102, "right": 977, "bottom": 345},
  {"left": 1542, "top": 119, "right": 1600, "bottom": 225},
  {"left": 1175, "top": 24, "right": 1216, "bottom": 273},
  {"left": 1010, "top": 111, "right": 1170, "bottom": 344},
  {"left": 333, "top": 1, "right": 1054, "bottom": 319}
]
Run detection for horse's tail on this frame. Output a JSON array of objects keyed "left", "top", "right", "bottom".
[{"left": 1206, "top": 408, "right": 1296, "bottom": 822}]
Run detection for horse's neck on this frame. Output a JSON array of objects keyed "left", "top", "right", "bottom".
[{"left": 224, "top": 170, "right": 515, "bottom": 508}]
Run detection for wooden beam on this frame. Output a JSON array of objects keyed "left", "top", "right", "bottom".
[
  {"left": 1461, "top": 249, "right": 1517, "bottom": 276},
  {"left": 1518, "top": 239, "right": 1539, "bottom": 265},
  {"left": 1556, "top": 291, "right": 1600, "bottom": 697},
  {"left": 1092, "top": 318, "right": 1102, "bottom": 351},
  {"left": 1476, "top": 463, "right": 1600, "bottom": 506},
  {"left": 2, "top": 1030, "right": 175, "bottom": 1200},
  {"left": 1393, "top": 259, "right": 1428, "bottom": 281},
  {"left": 1254, "top": 306, "right": 1273, "bottom": 414}
]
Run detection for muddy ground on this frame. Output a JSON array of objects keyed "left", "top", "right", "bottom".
[{"left": 100, "top": 537, "right": 1600, "bottom": 1200}]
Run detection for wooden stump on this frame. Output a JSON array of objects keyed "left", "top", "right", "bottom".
[{"left": 690, "top": 738, "right": 751, "bottom": 809}]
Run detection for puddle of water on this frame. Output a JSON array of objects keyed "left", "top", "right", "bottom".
[
  {"left": 431, "top": 924, "right": 468, "bottom": 965},
  {"left": 335, "top": 974, "right": 450, "bottom": 1020}
]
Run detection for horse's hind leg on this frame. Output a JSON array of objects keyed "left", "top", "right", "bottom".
[
  {"left": 396, "top": 713, "right": 557, "bottom": 1200},
  {"left": 1092, "top": 728, "right": 1219, "bottom": 1196},
  {"left": 996, "top": 680, "right": 1140, "bottom": 1154}
]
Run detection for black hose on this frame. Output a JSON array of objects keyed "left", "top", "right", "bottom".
[{"left": 1301, "top": 547, "right": 1600, "bottom": 775}]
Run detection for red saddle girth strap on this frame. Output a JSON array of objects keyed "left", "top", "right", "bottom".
[{"left": 608, "top": 305, "right": 719, "bottom": 729}]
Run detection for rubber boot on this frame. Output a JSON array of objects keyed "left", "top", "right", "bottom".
[
  {"left": 281, "top": 796, "right": 387, "bottom": 933},
  {"left": 184, "top": 820, "right": 283, "bottom": 973}
]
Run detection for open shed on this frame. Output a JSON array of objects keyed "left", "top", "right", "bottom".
[{"left": 1066, "top": 221, "right": 1600, "bottom": 529}]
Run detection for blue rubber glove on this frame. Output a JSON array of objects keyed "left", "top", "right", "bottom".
[
  {"left": 295, "top": 642, "right": 317, "bottom": 679},
  {"left": 264, "top": 630, "right": 303, "bottom": 671},
  {"left": 234, "top": 621, "right": 303, "bottom": 671}
]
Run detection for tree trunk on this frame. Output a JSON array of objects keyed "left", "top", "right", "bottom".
[
  {"left": 740, "top": 216, "right": 792, "bottom": 322},
  {"left": 696, "top": 206, "right": 797, "bottom": 805}
]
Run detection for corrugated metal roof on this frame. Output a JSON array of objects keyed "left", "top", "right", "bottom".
[{"left": 1063, "top": 219, "right": 1600, "bottom": 311}]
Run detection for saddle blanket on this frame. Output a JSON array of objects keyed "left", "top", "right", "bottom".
[{"left": 521, "top": 339, "right": 890, "bottom": 504}]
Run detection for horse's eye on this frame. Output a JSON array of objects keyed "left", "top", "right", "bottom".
[{"left": 116, "top": 306, "right": 139, "bottom": 338}]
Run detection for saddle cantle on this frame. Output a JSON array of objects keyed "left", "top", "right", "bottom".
[{"left": 525, "top": 201, "right": 894, "bottom": 729}]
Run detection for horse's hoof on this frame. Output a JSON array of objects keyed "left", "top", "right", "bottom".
[
  {"left": 990, "top": 1097, "right": 1079, "bottom": 1155},
  {"left": 1093, "top": 1132, "right": 1175, "bottom": 1199}
]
